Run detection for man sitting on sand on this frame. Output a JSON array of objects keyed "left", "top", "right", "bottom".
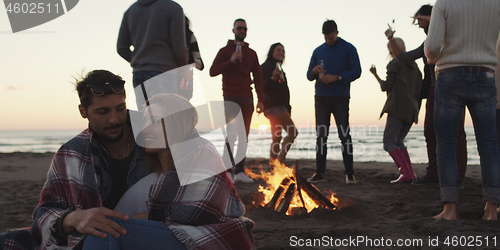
[{"left": 0, "top": 70, "right": 152, "bottom": 249}]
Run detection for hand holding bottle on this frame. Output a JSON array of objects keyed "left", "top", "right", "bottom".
[
  {"left": 386, "top": 20, "right": 396, "bottom": 40},
  {"left": 231, "top": 43, "right": 242, "bottom": 63},
  {"left": 312, "top": 60, "right": 325, "bottom": 78},
  {"left": 271, "top": 66, "right": 281, "bottom": 82},
  {"left": 231, "top": 52, "right": 242, "bottom": 64},
  {"left": 318, "top": 60, "right": 325, "bottom": 78}
]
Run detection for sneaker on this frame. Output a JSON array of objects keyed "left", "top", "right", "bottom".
[
  {"left": 411, "top": 176, "right": 439, "bottom": 186},
  {"left": 346, "top": 174, "right": 357, "bottom": 184},
  {"left": 307, "top": 173, "right": 325, "bottom": 183},
  {"left": 234, "top": 172, "right": 254, "bottom": 183},
  {"left": 227, "top": 172, "right": 235, "bottom": 184}
]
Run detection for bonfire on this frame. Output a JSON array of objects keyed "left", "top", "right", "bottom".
[{"left": 245, "top": 159, "right": 338, "bottom": 216}]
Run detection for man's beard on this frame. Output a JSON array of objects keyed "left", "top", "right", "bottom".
[
  {"left": 94, "top": 124, "right": 125, "bottom": 143},
  {"left": 235, "top": 34, "right": 245, "bottom": 42}
]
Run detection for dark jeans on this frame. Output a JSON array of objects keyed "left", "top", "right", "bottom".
[
  {"left": 223, "top": 95, "right": 254, "bottom": 174},
  {"left": 435, "top": 69, "right": 500, "bottom": 204},
  {"left": 424, "top": 86, "right": 467, "bottom": 181},
  {"left": 497, "top": 109, "right": 500, "bottom": 149},
  {"left": 0, "top": 232, "right": 5, "bottom": 250},
  {"left": 315, "top": 96, "right": 354, "bottom": 175},
  {"left": 132, "top": 71, "right": 163, "bottom": 110}
]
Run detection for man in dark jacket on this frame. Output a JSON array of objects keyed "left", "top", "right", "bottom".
[{"left": 306, "top": 20, "right": 362, "bottom": 184}]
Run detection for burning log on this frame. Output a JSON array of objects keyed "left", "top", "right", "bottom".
[
  {"left": 295, "top": 171, "right": 337, "bottom": 209},
  {"left": 267, "top": 177, "right": 291, "bottom": 210},
  {"left": 275, "top": 183, "right": 296, "bottom": 214},
  {"left": 290, "top": 207, "right": 308, "bottom": 217},
  {"left": 294, "top": 160, "right": 308, "bottom": 209},
  {"left": 262, "top": 159, "right": 337, "bottom": 215}
]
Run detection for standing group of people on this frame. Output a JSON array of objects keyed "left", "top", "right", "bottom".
[
  {"left": 370, "top": 1, "right": 500, "bottom": 221},
  {"left": 211, "top": 18, "right": 363, "bottom": 187}
]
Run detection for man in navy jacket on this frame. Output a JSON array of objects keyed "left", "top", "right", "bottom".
[{"left": 306, "top": 20, "right": 361, "bottom": 184}]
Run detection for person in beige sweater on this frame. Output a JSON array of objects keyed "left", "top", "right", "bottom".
[{"left": 424, "top": 0, "right": 500, "bottom": 221}]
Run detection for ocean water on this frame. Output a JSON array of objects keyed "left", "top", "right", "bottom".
[{"left": 0, "top": 127, "right": 480, "bottom": 165}]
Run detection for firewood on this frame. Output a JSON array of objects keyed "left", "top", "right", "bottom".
[
  {"left": 293, "top": 160, "right": 307, "bottom": 209},
  {"left": 295, "top": 170, "right": 337, "bottom": 209},
  {"left": 275, "top": 183, "right": 296, "bottom": 214},
  {"left": 290, "top": 207, "right": 308, "bottom": 217},
  {"left": 267, "top": 177, "right": 291, "bottom": 210}
]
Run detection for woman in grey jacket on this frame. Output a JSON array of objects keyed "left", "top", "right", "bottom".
[{"left": 370, "top": 38, "right": 422, "bottom": 183}]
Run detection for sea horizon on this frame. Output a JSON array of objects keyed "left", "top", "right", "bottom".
[{"left": 0, "top": 126, "right": 481, "bottom": 165}]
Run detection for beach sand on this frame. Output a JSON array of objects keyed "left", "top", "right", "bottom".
[{"left": 1, "top": 152, "right": 499, "bottom": 249}]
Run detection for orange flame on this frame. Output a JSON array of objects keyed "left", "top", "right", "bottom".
[{"left": 245, "top": 159, "right": 338, "bottom": 215}]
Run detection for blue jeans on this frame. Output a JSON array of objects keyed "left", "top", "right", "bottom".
[
  {"left": 435, "top": 69, "right": 500, "bottom": 204},
  {"left": 315, "top": 96, "right": 354, "bottom": 175},
  {"left": 497, "top": 109, "right": 500, "bottom": 150},
  {"left": 223, "top": 95, "right": 254, "bottom": 174},
  {"left": 82, "top": 218, "right": 186, "bottom": 250}
]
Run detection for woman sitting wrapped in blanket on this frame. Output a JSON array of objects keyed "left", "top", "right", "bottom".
[{"left": 83, "top": 93, "right": 255, "bottom": 250}]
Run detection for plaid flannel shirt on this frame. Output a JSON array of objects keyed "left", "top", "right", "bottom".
[
  {"left": 147, "top": 133, "right": 255, "bottom": 250},
  {"left": 3, "top": 126, "right": 151, "bottom": 250}
]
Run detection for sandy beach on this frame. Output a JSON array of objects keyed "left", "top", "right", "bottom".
[{"left": 1, "top": 152, "right": 499, "bottom": 249}]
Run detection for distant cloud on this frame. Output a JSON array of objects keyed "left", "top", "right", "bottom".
[{"left": 6, "top": 86, "right": 27, "bottom": 91}]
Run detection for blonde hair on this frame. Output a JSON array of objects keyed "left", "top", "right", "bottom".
[
  {"left": 143, "top": 93, "right": 198, "bottom": 173},
  {"left": 388, "top": 38, "right": 406, "bottom": 58},
  {"left": 147, "top": 93, "right": 198, "bottom": 138}
]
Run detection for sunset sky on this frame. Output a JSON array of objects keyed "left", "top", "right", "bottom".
[{"left": 0, "top": 0, "right": 462, "bottom": 131}]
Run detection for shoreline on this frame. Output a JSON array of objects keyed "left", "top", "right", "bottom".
[{"left": 0, "top": 152, "right": 484, "bottom": 182}]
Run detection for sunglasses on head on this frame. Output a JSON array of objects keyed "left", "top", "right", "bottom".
[
  {"left": 236, "top": 26, "right": 247, "bottom": 31},
  {"left": 85, "top": 80, "right": 125, "bottom": 96}
]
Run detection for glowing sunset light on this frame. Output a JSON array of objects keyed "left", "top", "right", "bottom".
[{"left": 259, "top": 124, "right": 268, "bottom": 130}]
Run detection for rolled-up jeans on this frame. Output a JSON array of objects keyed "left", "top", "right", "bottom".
[{"left": 434, "top": 68, "right": 500, "bottom": 204}]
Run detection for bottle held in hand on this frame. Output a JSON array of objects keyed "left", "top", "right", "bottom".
[
  {"left": 319, "top": 60, "right": 325, "bottom": 79},
  {"left": 386, "top": 19, "right": 396, "bottom": 39},
  {"left": 276, "top": 62, "right": 284, "bottom": 81},
  {"left": 235, "top": 43, "right": 242, "bottom": 63}
]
